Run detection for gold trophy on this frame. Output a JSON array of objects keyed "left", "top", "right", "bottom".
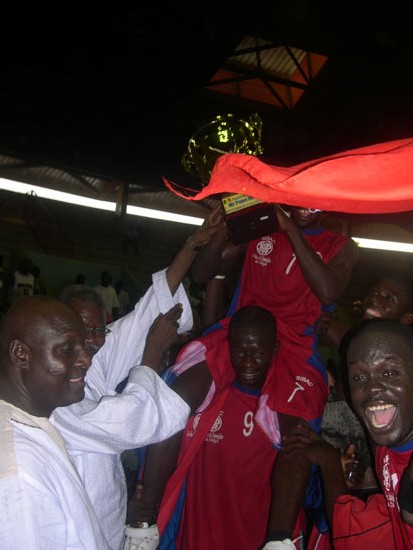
[{"left": 182, "top": 113, "right": 278, "bottom": 243}]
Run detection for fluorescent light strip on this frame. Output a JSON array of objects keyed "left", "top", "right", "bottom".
[
  {"left": 0, "top": 179, "right": 115, "bottom": 212},
  {"left": 0, "top": 177, "right": 204, "bottom": 226},
  {"left": 126, "top": 205, "right": 203, "bottom": 225},
  {"left": 1, "top": 178, "right": 412, "bottom": 244},
  {"left": 352, "top": 237, "right": 413, "bottom": 254}
]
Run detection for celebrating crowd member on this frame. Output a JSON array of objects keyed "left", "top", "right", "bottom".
[
  {"left": 322, "top": 272, "right": 413, "bottom": 349},
  {"left": 282, "top": 319, "right": 413, "bottom": 549},
  {"left": 51, "top": 206, "right": 224, "bottom": 549}
]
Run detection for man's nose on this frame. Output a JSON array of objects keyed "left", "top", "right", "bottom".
[
  {"left": 78, "top": 346, "right": 92, "bottom": 370},
  {"left": 85, "top": 329, "right": 99, "bottom": 345},
  {"left": 242, "top": 352, "right": 255, "bottom": 367},
  {"left": 364, "top": 376, "right": 386, "bottom": 396},
  {"left": 85, "top": 332, "right": 95, "bottom": 342}
]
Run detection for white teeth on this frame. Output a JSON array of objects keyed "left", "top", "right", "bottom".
[
  {"left": 367, "top": 404, "right": 393, "bottom": 411},
  {"left": 366, "top": 403, "right": 396, "bottom": 429},
  {"left": 365, "top": 308, "right": 381, "bottom": 318}
]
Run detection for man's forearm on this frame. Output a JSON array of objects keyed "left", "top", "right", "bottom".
[
  {"left": 166, "top": 239, "right": 200, "bottom": 295},
  {"left": 268, "top": 452, "right": 312, "bottom": 535},
  {"left": 167, "top": 207, "right": 226, "bottom": 293},
  {"left": 287, "top": 225, "right": 337, "bottom": 302},
  {"left": 285, "top": 225, "right": 355, "bottom": 305},
  {"left": 141, "top": 432, "right": 183, "bottom": 508},
  {"left": 127, "top": 431, "right": 184, "bottom": 525},
  {"left": 318, "top": 447, "right": 348, "bottom": 528},
  {"left": 190, "top": 226, "right": 229, "bottom": 283}
]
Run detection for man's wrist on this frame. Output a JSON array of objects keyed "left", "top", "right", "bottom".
[
  {"left": 186, "top": 235, "right": 204, "bottom": 251},
  {"left": 265, "top": 531, "right": 292, "bottom": 543}
]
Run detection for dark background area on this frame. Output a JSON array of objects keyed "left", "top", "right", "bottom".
[{"left": 2, "top": 3, "right": 413, "bottom": 188}]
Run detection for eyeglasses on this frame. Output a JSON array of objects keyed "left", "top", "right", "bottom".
[{"left": 84, "top": 325, "right": 111, "bottom": 337}]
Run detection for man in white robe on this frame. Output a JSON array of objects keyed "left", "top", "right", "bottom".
[
  {"left": 52, "top": 209, "right": 223, "bottom": 549},
  {"left": 0, "top": 296, "right": 111, "bottom": 550}
]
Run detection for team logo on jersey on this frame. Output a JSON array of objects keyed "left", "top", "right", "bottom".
[
  {"left": 210, "top": 412, "right": 223, "bottom": 432},
  {"left": 256, "top": 237, "right": 274, "bottom": 256},
  {"left": 205, "top": 411, "right": 224, "bottom": 444}
]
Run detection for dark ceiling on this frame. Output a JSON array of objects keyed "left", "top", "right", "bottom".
[{"left": 2, "top": 3, "right": 413, "bottom": 193}]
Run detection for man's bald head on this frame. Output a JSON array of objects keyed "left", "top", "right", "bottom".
[
  {"left": 0, "top": 296, "right": 91, "bottom": 417},
  {"left": 0, "top": 296, "right": 82, "bottom": 358}
]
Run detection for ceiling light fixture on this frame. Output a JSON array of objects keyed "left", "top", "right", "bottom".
[
  {"left": 0, "top": 178, "right": 204, "bottom": 226},
  {"left": 126, "top": 204, "right": 202, "bottom": 225},
  {"left": 351, "top": 237, "right": 413, "bottom": 254},
  {"left": 1, "top": 178, "right": 412, "bottom": 249}
]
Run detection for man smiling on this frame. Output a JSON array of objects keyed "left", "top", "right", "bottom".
[
  {"left": 282, "top": 319, "right": 413, "bottom": 549},
  {"left": 0, "top": 296, "right": 110, "bottom": 549},
  {"left": 320, "top": 272, "right": 413, "bottom": 350},
  {"left": 362, "top": 274, "right": 413, "bottom": 324}
]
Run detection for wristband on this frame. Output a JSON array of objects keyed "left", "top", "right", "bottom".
[
  {"left": 262, "top": 539, "right": 295, "bottom": 550},
  {"left": 400, "top": 469, "right": 413, "bottom": 514}
]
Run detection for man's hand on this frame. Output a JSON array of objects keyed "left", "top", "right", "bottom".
[
  {"left": 281, "top": 424, "right": 347, "bottom": 528},
  {"left": 141, "top": 303, "right": 183, "bottom": 372},
  {"left": 166, "top": 202, "right": 226, "bottom": 294},
  {"left": 127, "top": 482, "right": 159, "bottom": 527},
  {"left": 274, "top": 204, "right": 293, "bottom": 233},
  {"left": 281, "top": 424, "right": 340, "bottom": 467},
  {"left": 341, "top": 443, "right": 366, "bottom": 488},
  {"left": 314, "top": 310, "right": 335, "bottom": 337},
  {"left": 186, "top": 203, "right": 225, "bottom": 249}
]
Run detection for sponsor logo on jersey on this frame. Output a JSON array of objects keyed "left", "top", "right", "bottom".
[{"left": 382, "top": 453, "right": 399, "bottom": 509}]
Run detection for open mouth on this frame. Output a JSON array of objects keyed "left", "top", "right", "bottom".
[
  {"left": 363, "top": 307, "right": 382, "bottom": 319},
  {"left": 365, "top": 403, "right": 397, "bottom": 430}
]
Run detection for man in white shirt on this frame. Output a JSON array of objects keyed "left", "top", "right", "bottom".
[
  {"left": 52, "top": 208, "right": 223, "bottom": 549},
  {"left": 0, "top": 296, "right": 111, "bottom": 550}
]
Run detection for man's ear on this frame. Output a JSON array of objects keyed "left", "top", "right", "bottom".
[
  {"left": 400, "top": 312, "right": 413, "bottom": 326},
  {"left": 9, "top": 339, "right": 30, "bottom": 369}
]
